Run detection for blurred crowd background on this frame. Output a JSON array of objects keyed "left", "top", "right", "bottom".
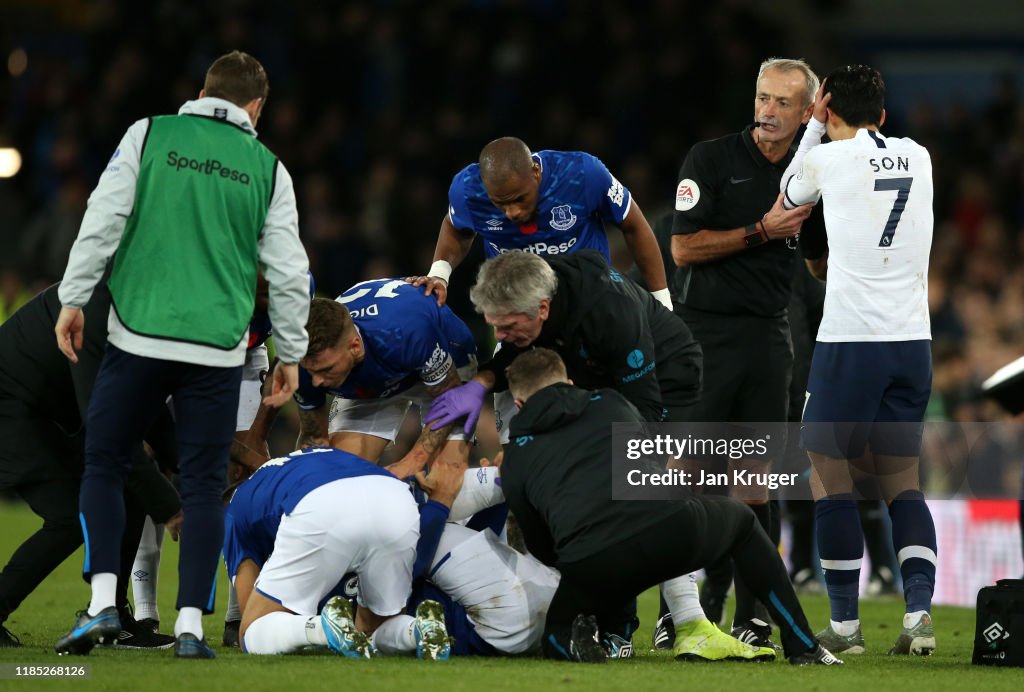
[{"left": 2, "top": 0, "right": 1023, "bottom": 495}]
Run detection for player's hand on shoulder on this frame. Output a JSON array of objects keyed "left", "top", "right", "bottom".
[
  {"left": 415, "top": 460, "right": 465, "bottom": 507},
  {"left": 385, "top": 452, "right": 429, "bottom": 481},
  {"left": 404, "top": 275, "right": 449, "bottom": 305},
  {"left": 764, "top": 193, "right": 812, "bottom": 239}
]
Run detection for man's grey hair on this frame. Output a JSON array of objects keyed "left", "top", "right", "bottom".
[
  {"left": 757, "top": 57, "right": 819, "bottom": 107},
  {"left": 470, "top": 252, "right": 558, "bottom": 317}
]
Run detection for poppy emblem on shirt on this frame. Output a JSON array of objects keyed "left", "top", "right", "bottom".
[{"left": 520, "top": 222, "right": 538, "bottom": 235}]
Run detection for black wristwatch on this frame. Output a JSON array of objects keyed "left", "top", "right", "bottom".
[{"left": 744, "top": 223, "right": 768, "bottom": 247}]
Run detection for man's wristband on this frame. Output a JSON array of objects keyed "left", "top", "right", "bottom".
[
  {"left": 428, "top": 260, "right": 452, "bottom": 284},
  {"left": 743, "top": 223, "right": 768, "bottom": 247},
  {"left": 651, "top": 288, "right": 673, "bottom": 310}
]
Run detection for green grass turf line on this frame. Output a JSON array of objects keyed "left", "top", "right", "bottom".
[{"left": 0, "top": 500, "right": 1020, "bottom": 690}]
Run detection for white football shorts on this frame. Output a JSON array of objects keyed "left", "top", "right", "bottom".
[
  {"left": 236, "top": 344, "right": 269, "bottom": 432},
  {"left": 328, "top": 362, "right": 477, "bottom": 441},
  {"left": 254, "top": 474, "right": 419, "bottom": 617}
]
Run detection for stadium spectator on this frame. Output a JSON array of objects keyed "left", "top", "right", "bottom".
[{"left": 53, "top": 51, "right": 310, "bottom": 658}]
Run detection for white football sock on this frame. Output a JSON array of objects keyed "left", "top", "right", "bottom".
[
  {"left": 175, "top": 606, "right": 203, "bottom": 639},
  {"left": 131, "top": 518, "right": 164, "bottom": 622},
  {"left": 243, "top": 612, "right": 318, "bottom": 654},
  {"left": 831, "top": 618, "right": 860, "bottom": 636},
  {"left": 87, "top": 572, "right": 118, "bottom": 616},
  {"left": 448, "top": 467, "right": 504, "bottom": 522},
  {"left": 662, "top": 572, "right": 705, "bottom": 626},
  {"left": 903, "top": 610, "right": 928, "bottom": 628},
  {"left": 305, "top": 614, "right": 327, "bottom": 646},
  {"left": 370, "top": 615, "right": 416, "bottom": 655}
]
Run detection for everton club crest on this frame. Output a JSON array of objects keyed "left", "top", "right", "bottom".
[{"left": 549, "top": 204, "right": 577, "bottom": 231}]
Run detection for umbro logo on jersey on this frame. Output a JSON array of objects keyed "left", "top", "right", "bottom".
[
  {"left": 729, "top": 176, "right": 753, "bottom": 184},
  {"left": 486, "top": 218, "right": 503, "bottom": 229}
]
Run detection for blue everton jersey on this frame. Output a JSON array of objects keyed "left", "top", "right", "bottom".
[
  {"left": 294, "top": 279, "right": 477, "bottom": 410},
  {"left": 223, "top": 447, "right": 395, "bottom": 579},
  {"left": 448, "top": 150, "right": 631, "bottom": 259}
]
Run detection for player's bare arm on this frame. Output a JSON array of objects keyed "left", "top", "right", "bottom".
[
  {"left": 618, "top": 201, "right": 668, "bottom": 293},
  {"left": 806, "top": 251, "right": 829, "bottom": 281},
  {"left": 233, "top": 382, "right": 282, "bottom": 471},
  {"left": 296, "top": 405, "right": 329, "bottom": 450},
  {"left": 388, "top": 367, "right": 467, "bottom": 479},
  {"left": 672, "top": 194, "right": 812, "bottom": 267},
  {"left": 234, "top": 559, "right": 260, "bottom": 615},
  {"left": 406, "top": 215, "right": 476, "bottom": 305}
]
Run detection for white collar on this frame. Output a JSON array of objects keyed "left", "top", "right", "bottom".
[{"left": 177, "top": 97, "right": 257, "bottom": 136}]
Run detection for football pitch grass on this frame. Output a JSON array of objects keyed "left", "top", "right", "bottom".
[{"left": 0, "top": 501, "right": 1019, "bottom": 691}]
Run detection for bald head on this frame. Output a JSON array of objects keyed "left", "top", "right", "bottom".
[
  {"left": 477, "top": 137, "right": 543, "bottom": 224},
  {"left": 479, "top": 137, "right": 534, "bottom": 187}
]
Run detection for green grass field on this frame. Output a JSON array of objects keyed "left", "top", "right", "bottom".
[{"left": 0, "top": 500, "right": 1019, "bottom": 691}]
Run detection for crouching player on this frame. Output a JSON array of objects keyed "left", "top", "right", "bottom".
[
  {"left": 224, "top": 446, "right": 452, "bottom": 659},
  {"left": 294, "top": 280, "right": 478, "bottom": 479}
]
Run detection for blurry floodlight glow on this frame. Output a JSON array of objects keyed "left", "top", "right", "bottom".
[
  {"left": 8, "top": 48, "right": 27, "bottom": 77},
  {"left": 0, "top": 149, "right": 23, "bottom": 178}
]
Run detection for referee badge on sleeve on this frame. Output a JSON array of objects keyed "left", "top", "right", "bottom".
[{"left": 675, "top": 179, "right": 700, "bottom": 210}]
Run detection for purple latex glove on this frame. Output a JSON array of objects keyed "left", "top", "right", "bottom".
[{"left": 424, "top": 380, "right": 488, "bottom": 435}]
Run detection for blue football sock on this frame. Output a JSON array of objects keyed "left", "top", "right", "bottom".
[
  {"left": 888, "top": 490, "right": 936, "bottom": 614},
  {"left": 816, "top": 493, "right": 862, "bottom": 623}
]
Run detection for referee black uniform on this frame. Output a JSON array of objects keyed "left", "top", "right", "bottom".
[
  {"left": 500, "top": 381, "right": 822, "bottom": 662},
  {"left": 672, "top": 124, "right": 797, "bottom": 428},
  {"left": 672, "top": 123, "right": 821, "bottom": 630}
]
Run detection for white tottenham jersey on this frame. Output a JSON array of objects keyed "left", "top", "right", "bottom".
[
  {"left": 782, "top": 125, "right": 933, "bottom": 342},
  {"left": 429, "top": 523, "right": 559, "bottom": 655}
]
